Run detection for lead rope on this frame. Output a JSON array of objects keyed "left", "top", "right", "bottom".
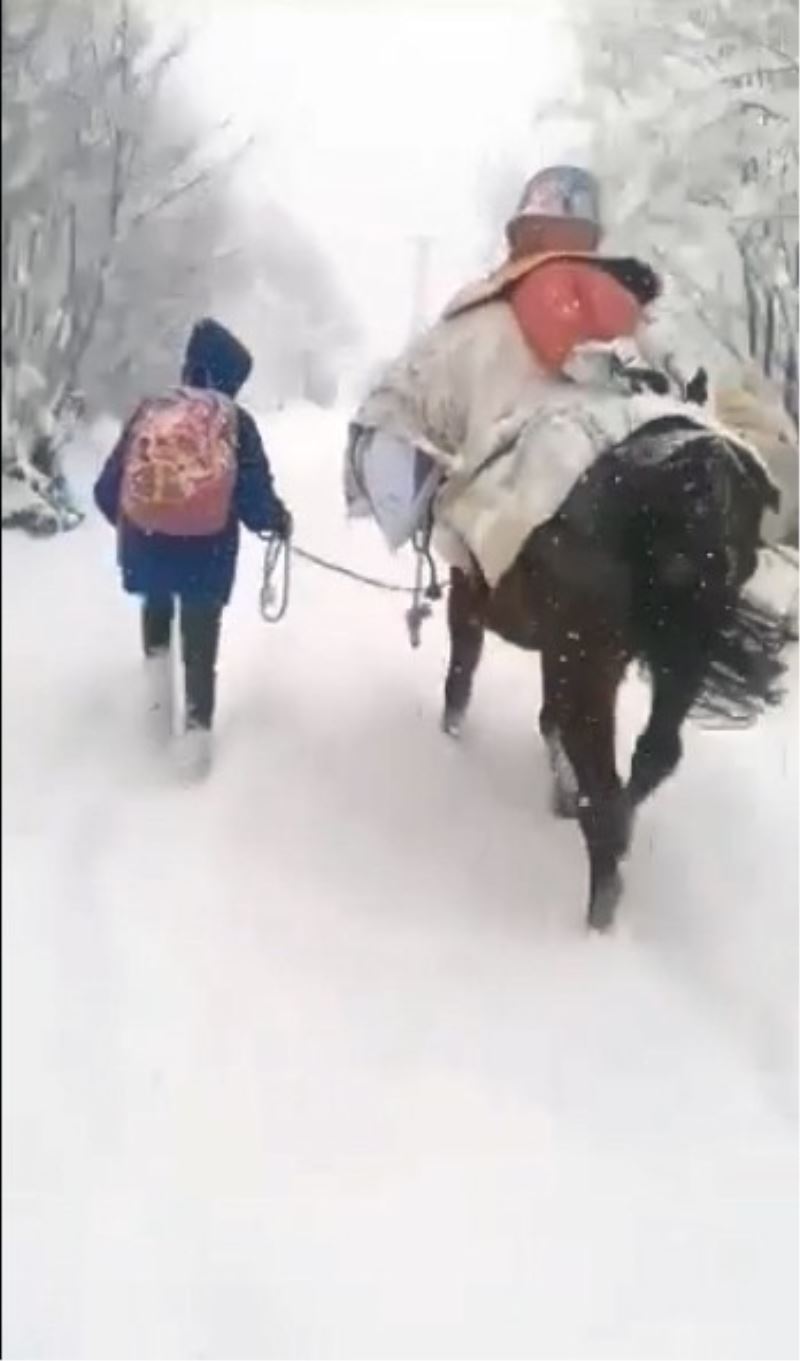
[
  {"left": 259, "top": 517, "right": 444, "bottom": 645},
  {"left": 259, "top": 530, "right": 292, "bottom": 623},
  {"left": 406, "top": 511, "right": 443, "bottom": 648}
]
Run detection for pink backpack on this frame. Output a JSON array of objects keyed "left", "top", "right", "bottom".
[{"left": 120, "top": 387, "right": 237, "bottom": 536}]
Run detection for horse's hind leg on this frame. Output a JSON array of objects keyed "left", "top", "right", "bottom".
[
  {"left": 442, "top": 568, "right": 488, "bottom": 737},
  {"left": 539, "top": 660, "right": 579, "bottom": 819},
  {"left": 542, "top": 638, "right": 630, "bottom": 930},
  {"left": 628, "top": 660, "right": 701, "bottom": 806}
]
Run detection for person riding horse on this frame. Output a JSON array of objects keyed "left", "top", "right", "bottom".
[
  {"left": 344, "top": 165, "right": 785, "bottom": 931},
  {"left": 344, "top": 163, "right": 708, "bottom": 576}
]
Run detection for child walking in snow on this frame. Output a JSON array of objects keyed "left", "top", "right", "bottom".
[{"left": 94, "top": 318, "right": 291, "bottom": 775}]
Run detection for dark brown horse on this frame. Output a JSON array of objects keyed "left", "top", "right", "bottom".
[{"left": 441, "top": 417, "right": 788, "bottom": 930}]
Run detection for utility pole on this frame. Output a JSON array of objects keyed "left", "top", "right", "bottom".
[{"left": 408, "top": 234, "right": 432, "bottom": 341}]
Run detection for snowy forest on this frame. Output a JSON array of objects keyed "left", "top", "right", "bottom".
[
  {"left": 2, "top": 4, "right": 798, "bottom": 1357},
  {"left": 3, "top": 0, "right": 798, "bottom": 540},
  {"left": 2, "top": 0, "right": 355, "bottom": 534}
]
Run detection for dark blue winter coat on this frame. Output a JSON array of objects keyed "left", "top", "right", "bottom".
[{"left": 94, "top": 319, "right": 288, "bottom": 606}]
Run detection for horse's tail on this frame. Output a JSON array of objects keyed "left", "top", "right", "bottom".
[
  {"left": 689, "top": 592, "right": 788, "bottom": 725},
  {"left": 625, "top": 429, "right": 790, "bottom": 727}
]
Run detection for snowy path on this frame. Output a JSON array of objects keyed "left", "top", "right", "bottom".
[{"left": 3, "top": 406, "right": 797, "bottom": 1360}]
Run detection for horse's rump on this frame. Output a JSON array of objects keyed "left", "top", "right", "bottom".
[{"left": 565, "top": 423, "right": 787, "bottom": 725}]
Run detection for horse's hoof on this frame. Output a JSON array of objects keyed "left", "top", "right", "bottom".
[
  {"left": 587, "top": 870, "right": 623, "bottom": 932},
  {"left": 441, "top": 710, "right": 463, "bottom": 739}
]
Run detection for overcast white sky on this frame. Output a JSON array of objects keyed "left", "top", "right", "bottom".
[{"left": 146, "top": 1, "right": 581, "bottom": 358}]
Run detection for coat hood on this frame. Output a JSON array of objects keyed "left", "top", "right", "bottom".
[{"left": 182, "top": 318, "right": 253, "bottom": 397}]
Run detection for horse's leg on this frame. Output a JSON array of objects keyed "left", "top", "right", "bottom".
[
  {"left": 628, "top": 661, "right": 702, "bottom": 806},
  {"left": 539, "top": 659, "right": 579, "bottom": 819},
  {"left": 542, "top": 638, "right": 630, "bottom": 930},
  {"left": 442, "top": 568, "right": 488, "bottom": 737}
]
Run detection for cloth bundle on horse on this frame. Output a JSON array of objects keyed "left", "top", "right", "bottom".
[
  {"left": 713, "top": 366, "right": 798, "bottom": 549},
  {"left": 344, "top": 165, "right": 788, "bottom": 931}
]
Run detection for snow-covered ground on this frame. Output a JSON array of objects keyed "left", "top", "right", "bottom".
[{"left": 3, "top": 404, "right": 798, "bottom": 1360}]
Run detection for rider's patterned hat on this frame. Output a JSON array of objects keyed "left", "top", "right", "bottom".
[{"left": 509, "top": 165, "right": 601, "bottom": 230}]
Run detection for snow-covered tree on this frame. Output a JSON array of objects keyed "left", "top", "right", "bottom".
[
  {"left": 2, "top": 0, "right": 357, "bottom": 534},
  {"left": 79, "top": 119, "right": 251, "bottom": 417},
  {"left": 558, "top": 0, "right": 798, "bottom": 420},
  {"left": 2, "top": 0, "right": 235, "bottom": 532},
  {"left": 233, "top": 205, "right": 359, "bottom": 410}
]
